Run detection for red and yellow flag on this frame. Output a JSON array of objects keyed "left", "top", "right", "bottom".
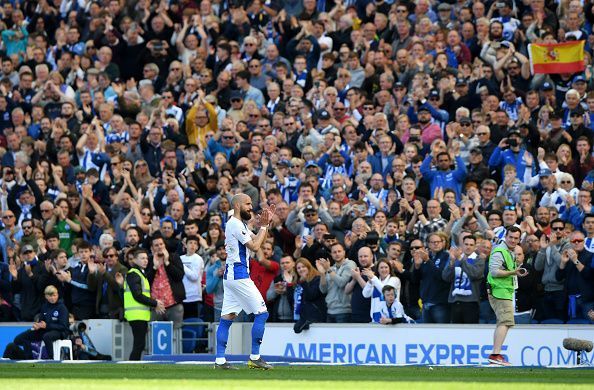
[{"left": 528, "top": 41, "right": 585, "bottom": 74}]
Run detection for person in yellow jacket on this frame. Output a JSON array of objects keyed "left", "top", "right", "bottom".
[
  {"left": 486, "top": 226, "right": 528, "bottom": 366},
  {"left": 185, "top": 90, "right": 218, "bottom": 149},
  {"left": 124, "top": 248, "right": 165, "bottom": 360}
]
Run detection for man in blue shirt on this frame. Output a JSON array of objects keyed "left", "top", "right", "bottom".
[{"left": 420, "top": 151, "right": 467, "bottom": 201}]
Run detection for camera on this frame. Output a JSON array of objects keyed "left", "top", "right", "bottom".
[
  {"left": 409, "top": 136, "right": 420, "bottom": 143},
  {"left": 507, "top": 139, "right": 518, "bottom": 147}
]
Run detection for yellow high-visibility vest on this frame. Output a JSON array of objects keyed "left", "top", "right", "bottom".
[{"left": 124, "top": 268, "right": 151, "bottom": 321}]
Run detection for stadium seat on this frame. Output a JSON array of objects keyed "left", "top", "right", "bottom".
[
  {"left": 566, "top": 319, "right": 592, "bottom": 325},
  {"left": 182, "top": 329, "right": 197, "bottom": 353},
  {"left": 182, "top": 318, "right": 206, "bottom": 353},
  {"left": 52, "top": 340, "right": 73, "bottom": 360},
  {"left": 540, "top": 319, "right": 564, "bottom": 324}
]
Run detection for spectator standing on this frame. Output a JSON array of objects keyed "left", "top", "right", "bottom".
[
  {"left": 412, "top": 233, "right": 451, "bottom": 323},
  {"left": 316, "top": 243, "right": 356, "bottom": 323},
  {"left": 180, "top": 236, "right": 205, "bottom": 319},
  {"left": 294, "top": 258, "right": 326, "bottom": 332},
  {"left": 442, "top": 235, "right": 485, "bottom": 323}
]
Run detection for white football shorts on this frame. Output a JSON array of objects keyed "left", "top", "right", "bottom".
[{"left": 221, "top": 278, "right": 267, "bottom": 316}]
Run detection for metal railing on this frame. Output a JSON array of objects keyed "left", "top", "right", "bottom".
[{"left": 180, "top": 320, "right": 214, "bottom": 354}]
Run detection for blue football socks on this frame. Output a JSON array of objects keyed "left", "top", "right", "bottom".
[
  {"left": 251, "top": 311, "right": 269, "bottom": 358},
  {"left": 216, "top": 318, "right": 233, "bottom": 362}
]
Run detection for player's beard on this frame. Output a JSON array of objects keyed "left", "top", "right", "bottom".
[{"left": 240, "top": 210, "right": 252, "bottom": 221}]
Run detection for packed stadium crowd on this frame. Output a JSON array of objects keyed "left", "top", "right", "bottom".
[{"left": 1, "top": 0, "right": 594, "bottom": 359}]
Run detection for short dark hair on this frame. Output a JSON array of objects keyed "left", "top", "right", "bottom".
[
  {"left": 506, "top": 226, "right": 522, "bottom": 235},
  {"left": 236, "top": 70, "right": 250, "bottom": 81},
  {"left": 550, "top": 218, "right": 565, "bottom": 228},
  {"left": 382, "top": 285, "right": 395, "bottom": 294},
  {"left": 186, "top": 235, "right": 199, "bottom": 244},
  {"left": 77, "top": 241, "right": 92, "bottom": 251},
  {"left": 133, "top": 248, "right": 149, "bottom": 259}
]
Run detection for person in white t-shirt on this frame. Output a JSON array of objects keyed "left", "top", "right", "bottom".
[{"left": 180, "top": 236, "right": 205, "bottom": 319}]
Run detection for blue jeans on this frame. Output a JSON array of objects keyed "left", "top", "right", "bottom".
[
  {"left": 327, "top": 313, "right": 351, "bottom": 323},
  {"left": 542, "top": 291, "right": 566, "bottom": 321},
  {"left": 514, "top": 312, "right": 532, "bottom": 324},
  {"left": 479, "top": 299, "right": 496, "bottom": 324},
  {"left": 576, "top": 297, "right": 594, "bottom": 320},
  {"left": 422, "top": 304, "right": 450, "bottom": 324}
]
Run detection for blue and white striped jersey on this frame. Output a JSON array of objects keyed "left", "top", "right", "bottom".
[{"left": 224, "top": 216, "right": 254, "bottom": 280}]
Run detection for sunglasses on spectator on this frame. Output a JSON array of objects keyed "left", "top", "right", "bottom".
[
  {"left": 551, "top": 226, "right": 564, "bottom": 231},
  {"left": 571, "top": 239, "right": 584, "bottom": 243},
  {"left": 410, "top": 246, "right": 423, "bottom": 250},
  {"left": 504, "top": 205, "right": 516, "bottom": 211}
]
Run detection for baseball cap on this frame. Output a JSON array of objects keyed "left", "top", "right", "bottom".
[
  {"left": 573, "top": 75, "right": 586, "bottom": 84},
  {"left": 74, "top": 166, "right": 85, "bottom": 175},
  {"left": 304, "top": 204, "right": 317, "bottom": 214},
  {"left": 417, "top": 106, "right": 431, "bottom": 113},
  {"left": 459, "top": 117, "right": 471, "bottom": 125},
  {"left": 394, "top": 81, "right": 405, "bottom": 89},
  {"left": 549, "top": 110, "right": 562, "bottom": 120},
  {"left": 21, "top": 245, "right": 34, "bottom": 254},
  {"left": 278, "top": 159, "right": 291, "bottom": 168},
  {"left": 429, "top": 90, "right": 440, "bottom": 99},
  {"left": 470, "top": 148, "right": 482, "bottom": 155},
  {"left": 318, "top": 109, "right": 331, "bottom": 120},
  {"left": 541, "top": 82, "right": 554, "bottom": 91},
  {"left": 455, "top": 78, "right": 468, "bottom": 86},
  {"left": 230, "top": 90, "right": 243, "bottom": 100},
  {"left": 305, "top": 161, "right": 319, "bottom": 168},
  {"left": 160, "top": 216, "right": 177, "bottom": 229},
  {"left": 508, "top": 129, "right": 521, "bottom": 137},
  {"left": 539, "top": 168, "right": 553, "bottom": 177}
]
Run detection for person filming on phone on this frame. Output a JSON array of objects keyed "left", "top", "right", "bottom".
[{"left": 488, "top": 129, "right": 533, "bottom": 182}]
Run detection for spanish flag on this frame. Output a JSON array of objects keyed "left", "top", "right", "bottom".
[{"left": 528, "top": 41, "right": 585, "bottom": 74}]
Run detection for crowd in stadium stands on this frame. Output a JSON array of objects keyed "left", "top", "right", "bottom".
[{"left": 1, "top": 0, "right": 594, "bottom": 352}]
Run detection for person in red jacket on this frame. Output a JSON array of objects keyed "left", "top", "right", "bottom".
[{"left": 250, "top": 240, "right": 280, "bottom": 304}]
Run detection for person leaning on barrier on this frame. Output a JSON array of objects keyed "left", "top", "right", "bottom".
[{"left": 124, "top": 248, "right": 165, "bottom": 361}]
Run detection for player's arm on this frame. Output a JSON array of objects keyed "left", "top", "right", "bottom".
[
  {"left": 244, "top": 206, "right": 274, "bottom": 252},
  {"left": 244, "top": 227, "right": 268, "bottom": 252}
]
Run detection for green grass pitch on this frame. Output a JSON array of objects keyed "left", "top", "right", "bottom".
[{"left": 0, "top": 363, "right": 593, "bottom": 389}]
